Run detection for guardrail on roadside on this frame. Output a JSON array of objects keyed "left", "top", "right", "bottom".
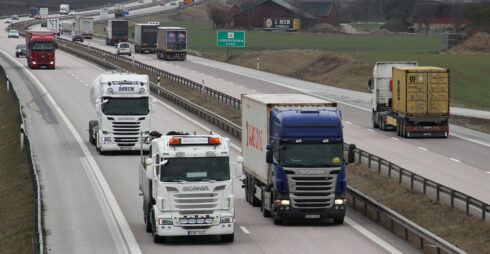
[
  {"left": 1, "top": 65, "right": 44, "bottom": 254},
  {"left": 345, "top": 144, "right": 489, "bottom": 221}
]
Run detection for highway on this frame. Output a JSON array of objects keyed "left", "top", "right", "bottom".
[
  {"left": 1, "top": 18, "right": 420, "bottom": 253},
  {"left": 61, "top": 23, "right": 490, "bottom": 207}
]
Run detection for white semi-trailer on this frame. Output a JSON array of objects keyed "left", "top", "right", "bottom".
[
  {"left": 139, "top": 133, "right": 240, "bottom": 243},
  {"left": 89, "top": 72, "right": 151, "bottom": 154}
]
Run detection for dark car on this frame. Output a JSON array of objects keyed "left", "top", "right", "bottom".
[
  {"left": 15, "top": 44, "right": 26, "bottom": 57},
  {"left": 72, "top": 34, "right": 84, "bottom": 42}
]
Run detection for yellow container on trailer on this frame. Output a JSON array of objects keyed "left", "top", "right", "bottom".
[{"left": 392, "top": 66, "right": 449, "bottom": 116}]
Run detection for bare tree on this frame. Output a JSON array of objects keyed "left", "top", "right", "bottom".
[{"left": 207, "top": 6, "right": 232, "bottom": 29}]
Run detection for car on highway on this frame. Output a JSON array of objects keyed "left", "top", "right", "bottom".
[
  {"left": 11, "top": 15, "right": 19, "bottom": 20},
  {"left": 159, "top": 2, "right": 166, "bottom": 5},
  {"left": 116, "top": 42, "right": 131, "bottom": 56},
  {"left": 72, "top": 34, "right": 84, "bottom": 42},
  {"left": 68, "top": 10, "right": 76, "bottom": 15},
  {"left": 4, "top": 19, "right": 12, "bottom": 24},
  {"left": 15, "top": 44, "right": 26, "bottom": 57},
  {"left": 8, "top": 29, "right": 19, "bottom": 38}
]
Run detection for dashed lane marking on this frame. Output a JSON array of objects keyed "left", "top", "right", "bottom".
[
  {"left": 367, "top": 129, "right": 374, "bottom": 132},
  {"left": 450, "top": 158, "right": 461, "bottom": 163},
  {"left": 240, "top": 226, "right": 250, "bottom": 234},
  {"left": 391, "top": 137, "right": 399, "bottom": 141},
  {"left": 418, "top": 147, "right": 428, "bottom": 151}
]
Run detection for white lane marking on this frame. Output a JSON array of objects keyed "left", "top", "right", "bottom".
[
  {"left": 0, "top": 49, "right": 142, "bottom": 254},
  {"left": 345, "top": 121, "right": 352, "bottom": 124},
  {"left": 391, "top": 137, "right": 399, "bottom": 141},
  {"left": 345, "top": 217, "right": 403, "bottom": 254},
  {"left": 367, "top": 129, "right": 374, "bottom": 132},
  {"left": 487, "top": 172, "right": 490, "bottom": 174},
  {"left": 240, "top": 226, "right": 250, "bottom": 234},
  {"left": 418, "top": 147, "right": 428, "bottom": 151},
  {"left": 450, "top": 133, "right": 490, "bottom": 148},
  {"left": 450, "top": 158, "right": 461, "bottom": 163},
  {"left": 251, "top": 89, "right": 256, "bottom": 92}
]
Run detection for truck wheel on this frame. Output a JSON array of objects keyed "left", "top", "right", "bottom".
[
  {"left": 144, "top": 202, "right": 152, "bottom": 233},
  {"left": 221, "top": 233, "right": 234, "bottom": 243},
  {"left": 401, "top": 120, "right": 407, "bottom": 138},
  {"left": 151, "top": 208, "right": 165, "bottom": 243},
  {"left": 333, "top": 216, "right": 344, "bottom": 225},
  {"left": 88, "top": 120, "right": 98, "bottom": 145},
  {"left": 261, "top": 190, "right": 271, "bottom": 217},
  {"left": 372, "top": 111, "right": 379, "bottom": 128}
]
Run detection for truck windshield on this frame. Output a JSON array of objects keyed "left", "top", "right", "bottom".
[
  {"left": 32, "top": 42, "right": 55, "bottom": 51},
  {"left": 279, "top": 143, "right": 343, "bottom": 167},
  {"left": 102, "top": 97, "right": 149, "bottom": 115},
  {"left": 160, "top": 157, "right": 230, "bottom": 182}
]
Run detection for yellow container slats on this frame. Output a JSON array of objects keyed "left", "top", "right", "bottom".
[{"left": 392, "top": 67, "right": 449, "bottom": 115}]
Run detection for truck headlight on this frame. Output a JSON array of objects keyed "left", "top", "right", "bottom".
[
  {"left": 275, "top": 200, "right": 290, "bottom": 206},
  {"left": 334, "top": 199, "right": 347, "bottom": 205},
  {"left": 197, "top": 218, "right": 205, "bottom": 224},
  {"left": 157, "top": 218, "right": 173, "bottom": 225},
  {"left": 32, "top": 61, "right": 37, "bottom": 65},
  {"left": 205, "top": 218, "right": 214, "bottom": 224},
  {"left": 179, "top": 218, "right": 188, "bottom": 224},
  {"left": 220, "top": 217, "right": 233, "bottom": 223},
  {"left": 49, "top": 61, "right": 54, "bottom": 65},
  {"left": 188, "top": 218, "right": 197, "bottom": 224}
]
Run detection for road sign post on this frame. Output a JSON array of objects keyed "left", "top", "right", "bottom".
[{"left": 217, "top": 31, "right": 245, "bottom": 58}]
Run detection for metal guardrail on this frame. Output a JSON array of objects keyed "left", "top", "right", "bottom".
[
  {"left": 347, "top": 186, "right": 466, "bottom": 254},
  {"left": 346, "top": 144, "right": 489, "bottom": 221},
  {"left": 1, "top": 65, "right": 44, "bottom": 254}
]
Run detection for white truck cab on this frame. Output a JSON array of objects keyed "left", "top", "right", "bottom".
[
  {"left": 89, "top": 72, "right": 151, "bottom": 154},
  {"left": 139, "top": 133, "right": 241, "bottom": 243}
]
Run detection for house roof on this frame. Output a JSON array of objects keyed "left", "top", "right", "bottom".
[
  {"left": 232, "top": 0, "right": 316, "bottom": 19},
  {"left": 302, "top": 1, "right": 334, "bottom": 17}
]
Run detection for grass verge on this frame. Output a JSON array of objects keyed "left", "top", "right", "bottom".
[
  {"left": 347, "top": 162, "right": 490, "bottom": 254},
  {"left": 0, "top": 68, "right": 36, "bottom": 253}
]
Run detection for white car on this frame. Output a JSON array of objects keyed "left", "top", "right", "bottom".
[
  {"left": 116, "top": 42, "right": 131, "bottom": 56},
  {"left": 68, "top": 10, "right": 76, "bottom": 15},
  {"left": 8, "top": 29, "right": 19, "bottom": 38},
  {"left": 4, "top": 19, "right": 13, "bottom": 24}
]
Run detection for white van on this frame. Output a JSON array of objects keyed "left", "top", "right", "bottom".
[{"left": 116, "top": 42, "right": 131, "bottom": 56}]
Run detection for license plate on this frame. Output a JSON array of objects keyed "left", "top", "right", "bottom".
[
  {"left": 188, "top": 231, "right": 205, "bottom": 236},
  {"left": 120, "top": 146, "right": 132, "bottom": 150},
  {"left": 305, "top": 214, "right": 320, "bottom": 219}
]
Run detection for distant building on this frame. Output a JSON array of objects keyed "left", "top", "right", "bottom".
[
  {"left": 302, "top": 0, "right": 337, "bottom": 24},
  {"left": 232, "top": 0, "right": 337, "bottom": 29},
  {"left": 413, "top": 2, "right": 470, "bottom": 33}
]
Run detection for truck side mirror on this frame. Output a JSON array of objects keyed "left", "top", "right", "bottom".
[
  {"left": 367, "top": 79, "right": 372, "bottom": 92},
  {"left": 232, "top": 163, "right": 243, "bottom": 178},
  {"left": 266, "top": 150, "right": 273, "bottom": 163},
  {"left": 347, "top": 144, "right": 356, "bottom": 164}
]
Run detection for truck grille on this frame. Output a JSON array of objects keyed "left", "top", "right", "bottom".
[
  {"left": 112, "top": 121, "right": 141, "bottom": 147},
  {"left": 172, "top": 193, "right": 219, "bottom": 211},
  {"left": 287, "top": 170, "right": 338, "bottom": 209}
]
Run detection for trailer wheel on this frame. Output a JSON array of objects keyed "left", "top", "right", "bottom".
[{"left": 151, "top": 208, "right": 165, "bottom": 243}]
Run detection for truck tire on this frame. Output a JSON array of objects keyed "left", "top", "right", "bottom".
[
  {"left": 88, "top": 120, "right": 98, "bottom": 145},
  {"left": 372, "top": 111, "right": 379, "bottom": 128},
  {"left": 151, "top": 208, "right": 165, "bottom": 243},
  {"left": 333, "top": 216, "right": 344, "bottom": 225},
  {"left": 144, "top": 201, "right": 152, "bottom": 233},
  {"left": 221, "top": 233, "right": 234, "bottom": 243}
]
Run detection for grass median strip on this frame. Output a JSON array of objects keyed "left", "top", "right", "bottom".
[{"left": 0, "top": 69, "right": 36, "bottom": 254}]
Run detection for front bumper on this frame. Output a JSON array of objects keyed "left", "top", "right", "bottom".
[
  {"left": 275, "top": 205, "right": 346, "bottom": 220},
  {"left": 155, "top": 222, "right": 234, "bottom": 237},
  {"left": 100, "top": 141, "right": 150, "bottom": 152}
]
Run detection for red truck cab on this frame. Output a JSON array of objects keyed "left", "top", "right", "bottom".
[{"left": 26, "top": 31, "right": 56, "bottom": 69}]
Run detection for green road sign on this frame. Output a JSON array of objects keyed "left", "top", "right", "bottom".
[{"left": 217, "top": 31, "right": 245, "bottom": 47}]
